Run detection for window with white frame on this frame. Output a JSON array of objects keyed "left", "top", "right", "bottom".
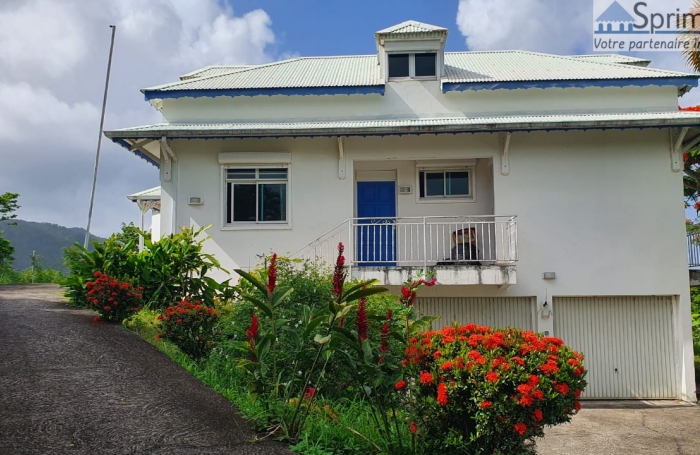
[
  {"left": 418, "top": 168, "right": 472, "bottom": 199},
  {"left": 388, "top": 52, "right": 437, "bottom": 79},
  {"left": 224, "top": 167, "right": 288, "bottom": 224}
]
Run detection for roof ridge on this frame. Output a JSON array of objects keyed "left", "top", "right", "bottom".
[
  {"left": 146, "top": 57, "right": 306, "bottom": 92},
  {"left": 504, "top": 49, "right": 698, "bottom": 76}
]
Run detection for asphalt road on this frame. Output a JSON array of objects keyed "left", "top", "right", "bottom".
[{"left": 0, "top": 284, "right": 291, "bottom": 455}]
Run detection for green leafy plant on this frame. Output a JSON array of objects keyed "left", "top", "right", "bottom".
[
  {"left": 157, "top": 299, "right": 219, "bottom": 359},
  {"left": 87, "top": 271, "right": 143, "bottom": 323},
  {"left": 402, "top": 324, "right": 587, "bottom": 454},
  {"left": 235, "top": 246, "right": 387, "bottom": 442}
]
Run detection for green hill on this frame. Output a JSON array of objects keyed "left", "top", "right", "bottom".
[{"left": 0, "top": 220, "right": 106, "bottom": 272}]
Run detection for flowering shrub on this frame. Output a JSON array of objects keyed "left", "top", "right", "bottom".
[
  {"left": 402, "top": 324, "right": 587, "bottom": 454},
  {"left": 158, "top": 299, "right": 219, "bottom": 359},
  {"left": 86, "top": 271, "right": 143, "bottom": 322}
]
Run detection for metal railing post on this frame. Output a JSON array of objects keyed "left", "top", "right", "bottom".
[{"left": 423, "top": 217, "right": 428, "bottom": 270}]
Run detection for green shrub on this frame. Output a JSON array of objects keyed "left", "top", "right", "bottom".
[
  {"left": 63, "top": 236, "right": 137, "bottom": 307},
  {"left": 158, "top": 299, "right": 219, "bottom": 359},
  {"left": 403, "top": 324, "right": 587, "bottom": 455},
  {"left": 87, "top": 271, "right": 143, "bottom": 322}
]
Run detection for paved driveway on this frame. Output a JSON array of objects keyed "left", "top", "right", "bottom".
[
  {"left": 537, "top": 398, "right": 700, "bottom": 454},
  {"left": 0, "top": 284, "right": 290, "bottom": 455}
]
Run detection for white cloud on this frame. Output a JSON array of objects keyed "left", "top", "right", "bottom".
[
  {"left": 456, "top": 0, "right": 590, "bottom": 54},
  {"left": 455, "top": 0, "right": 700, "bottom": 106},
  {"left": 0, "top": 0, "right": 279, "bottom": 237}
]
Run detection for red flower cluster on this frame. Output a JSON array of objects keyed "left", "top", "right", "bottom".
[
  {"left": 356, "top": 296, "right": 368, "bottom": 342},
  {"left": 267, "top": 254, "right": 277, "bottom": 296},
  {"left": 246, "top": 314, "right": 259, "bottom": 361},
  {"left": 86, "top": 271, "right": 143, "bottom": 323},
  {"left": 399, "top": 275, "right": 437, "bottom": 307},
  {"left": 158, "top": 299, "right": 219, "bottom": 359},
  {"left": 378, "top": 309, "right": 392, "bottom": 365},
  {"left": 403, "top": 323, "right": 587, "bottom": 448},
  {"left": 332, "top": 243, "right": 346, "bottom": 298}
]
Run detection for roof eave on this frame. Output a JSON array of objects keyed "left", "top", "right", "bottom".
[{"left": 104, "top": 117, "right": 700, "bottom": 142}]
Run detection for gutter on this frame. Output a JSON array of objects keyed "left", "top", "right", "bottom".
[{"left": 104, "top": 117, "right": 700, "bottom": 140}]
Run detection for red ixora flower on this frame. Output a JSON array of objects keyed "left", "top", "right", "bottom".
[
  {"left": 514, "top": 422, "right": 527, "bottom": 435},
  {"left": 356, "top": 296, "right": 368, "bottom": 342},
  {"left": 420, "top": 371, "right": 433, "bottom": 385},
  {"left": 156, "top": 333, "right": 162, "bottom": 339},
  {"left": 533, "top": 409, "right": 543, "bottom": 422},
  {"left": 409, "top": 421, "right": 418, "bottom": 434},
  {"left": 267, "top": 253, "right": 277, "bottom": 296},
  {"left": 485, "top": 372, "right": 499, "bottom": 383},
  {"left": 437, "top": 383, "right": 449, "bottom": 406},
  {"left": 93, "top": 316, "right": 100, "bottom": 322},
  {"left": 332, "top": 243, "right": 346, "bottom": 298},
  {"left": 479, "top": 400, "right": 493, "bottom": 410},
  {"left": 303, "top": 387, "right": 316, "bottom": 401},
  {"left": 395, "top": 380, "right": 406, "bottom": 390}
]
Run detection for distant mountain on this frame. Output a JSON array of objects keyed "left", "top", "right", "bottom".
[{"left": 0, "top": 220, "right": 106, "bottom": 272}]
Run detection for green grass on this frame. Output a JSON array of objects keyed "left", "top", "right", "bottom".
[
  {"left": 0, "top": 267, "right": 63, "bottom": 284},
  {"left": 123, "top": 309, "right": 396, "bottom": 455}
]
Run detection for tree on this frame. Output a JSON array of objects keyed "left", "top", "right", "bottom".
[
  {"left": 0, "top": 192, "right": 20, "bottom": 223},
  {"left": 0, "top": 192, "right": 19, "bottom": 268}
]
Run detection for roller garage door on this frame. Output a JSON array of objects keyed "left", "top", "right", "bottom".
[
  {"left": 553, "top": 296, "right": 677, "bottom": 399},
  {"left": 415, "top": 297, "right": 535, "bottom": 331}
]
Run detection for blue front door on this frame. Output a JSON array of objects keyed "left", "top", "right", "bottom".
[{"left": 356, "top": 181, "right": 396, "bottom": 266}]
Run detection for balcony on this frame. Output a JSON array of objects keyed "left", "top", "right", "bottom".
[{"left": 293, "top": 216, "right": 518, "bottom": 286}]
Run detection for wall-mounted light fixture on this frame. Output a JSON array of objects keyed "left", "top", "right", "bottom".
[
  {"left": 541, "top": 301, "right": 552, "bottom": 318},
  {"left": 542, "top": 272, "right": 556, "bottom": 280}
]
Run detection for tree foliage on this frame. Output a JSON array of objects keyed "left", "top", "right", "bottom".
[{"left": 0, "top": 192, "right": 20, "bottom": 268}]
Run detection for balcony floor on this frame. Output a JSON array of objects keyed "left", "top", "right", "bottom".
[{"left": 350, "top": 264, "right": 517, "bottom": 286}]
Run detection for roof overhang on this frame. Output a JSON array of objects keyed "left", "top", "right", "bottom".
[
  {"left": 105, "top": 112, "right": 700, "bottom": 170},
  {"left": 143, "top": 85, "right": 385, "bottom": 101},
  {"left": 442, "top": 77, "right": 699, "bottom": 95}
]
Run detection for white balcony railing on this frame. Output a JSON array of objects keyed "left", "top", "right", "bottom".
[{"left": 293, "top": 216, "right": 518, "bottom": 270}]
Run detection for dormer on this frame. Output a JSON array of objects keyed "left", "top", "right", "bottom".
[{"left": 375, "top": 20, "right": 448, "bottom": 82}]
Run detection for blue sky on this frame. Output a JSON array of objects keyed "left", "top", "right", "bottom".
[
  {"left": 225, "top": 0, "right": 466, "bottom": 56},
  {"left": 1, "top": 0, "right": 699, "bottom": 236}
]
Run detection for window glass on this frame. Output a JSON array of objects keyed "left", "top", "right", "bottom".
[
  {"left": 258, "top": 183, "right": 286, "bottom": 221},
  {"left": 446, "top": 171, "right": 469, "bottom": 196},
  {"left": 227, "top": 169, "right": 255, "bottom": 179},
  {"left": 388, "top": 54, "right": 409, "bottom": 78},
  {"left": 425, "top": 172, "right": 444, "bottom": 197},
  {"left": 232, "top": 184, "right": 257, "bottom": 222},
  {"left": 258, "top": 168, "right": 288, "bottom": 180},
  {"left": 414, "top": 53, "right": 436, "bottom": 77}
]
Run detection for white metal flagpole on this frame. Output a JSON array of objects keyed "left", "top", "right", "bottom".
[{"left": 84, "top": 25, "right": 117, "bottom": 248}]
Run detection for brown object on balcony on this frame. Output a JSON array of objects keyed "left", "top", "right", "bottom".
[{"left": 449, "top": 227, "right": 480, "bottom": 264}]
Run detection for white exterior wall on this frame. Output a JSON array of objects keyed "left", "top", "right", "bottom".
[
  {"left": 160, "top": 84, "right": 679, "bottom": 124},
  {"left": 164, "top": 127, "right": 695, "bottom": 401}
]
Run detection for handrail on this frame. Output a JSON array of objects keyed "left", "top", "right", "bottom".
[{"left": 293, "top": 215, "right": 519, "bottom": 268}]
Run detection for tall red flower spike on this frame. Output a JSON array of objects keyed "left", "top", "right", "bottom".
[
  {"left": 356, "top": 296, "right": 368, "bottom": 342},
  {"left": 246, "top": 314, "right": 259, "bottom": 361},
  {"left": 267, "top": 253, "right": 278, "bottom": 296},
  {"left": 378, "top": 309, "right": 392, "bottom": 365},
  {"left": 332, "top": 243, "right": 346, "bottom": 298}
]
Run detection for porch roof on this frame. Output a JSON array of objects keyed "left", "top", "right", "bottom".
[{"left": 106, "top": 111, "right": 700, "bottom": 168}]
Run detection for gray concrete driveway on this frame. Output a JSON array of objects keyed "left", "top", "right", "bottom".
[
  {"left": 537, "top": 400, "right": 700, "bottom": 455},
  {"left": 0, "top": 284, "right": 291, "bottom": 455}
]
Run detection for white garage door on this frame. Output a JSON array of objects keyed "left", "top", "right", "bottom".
[
  {"left": 553, "top": 296, "right": 677, "bottom": 399},
  {"left": 415, "top": 297, "right": 535, "bottom": 331}
]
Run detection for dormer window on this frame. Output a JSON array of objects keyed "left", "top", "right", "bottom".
[
  {"left": 388, "top": 52, "right": 436, "bottom": 80},
  {"left": 375, "top": 21, "right": 447, "bottom": 82}
]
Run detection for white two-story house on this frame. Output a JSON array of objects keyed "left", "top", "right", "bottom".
[{"left": 107, "top": 21, "right": 700, "bottom": 401}]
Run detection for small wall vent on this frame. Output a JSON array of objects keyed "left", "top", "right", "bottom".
[
  {"left": 399, "top": 185, "right": 413, "bottom": 195},
  {"left": 188, "top": 196, "right": 204, "bottom": 205}
]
